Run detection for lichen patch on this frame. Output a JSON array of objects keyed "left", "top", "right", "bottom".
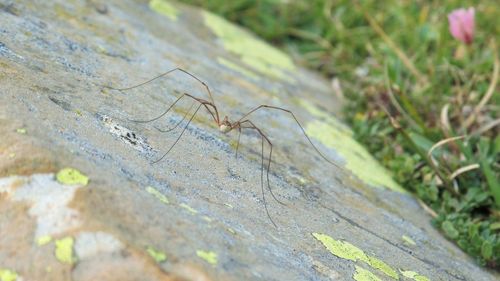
[
  {"left": 0, "top": 174, "right": 83, "bottom": 239},
  {"left": 75, "top": 231, "right": 124, "bottom": 260}
]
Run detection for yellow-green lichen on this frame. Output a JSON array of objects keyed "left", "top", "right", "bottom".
[
  {"left": 217, "top": 57, "right": 260, "bottom": 80},
  {"left": 202, "top": 216, "right": 213, "bottom": 222},
  {"left": 400, "top": 270, "right": 430, "bottom": 281},
  {"left": 312, "top": 233, "right": 368, "bottom": 262},
  {"left": 16, "top": 128, "right": 26, "bottom": 134},
  {"left": 367, "top": 256, "right": 399, "bottom": 280},
  {"left": 146, "top": 186, "right": 169, "bottom": 204},
  {"left": 0, "top": 269, "right": 18, "bottom": 281},
  {"left": 204, "top": 11, "right": 295, "bottom": 82},
  {"left": 196, "top": 250, "right": 217, "bottom": 265},
  {"left": 147, "top": 246, "right": 167, "bottom": 263},
  {"left": 414, "top": 276, "right": 431, "bottom": 281},
  {"left": 37, "top": 235, "right": 52, "bottom": 246},
  {"left": 300, "top": 99, "right": 404, "bottom": 192},
  {"left": 55, "top": 236, "right": 75, "bottom": 265},
  {"left": 402, "top": 235, "right": 416, "bottom": 246},
  {"left": 149, "top": 0, "right": 178, "bottom": 20},
  {"left": 179, "top": 203, "right": 198, "bottom": 214},
  {"left": 56, "top": 168, "right": 89, "bottom": 186},
  {"left": 353, "top": 266, "right": 382, "bottom": 281},
  {"left": 313, "top": 233, "right": 399, "bottom": 280}
]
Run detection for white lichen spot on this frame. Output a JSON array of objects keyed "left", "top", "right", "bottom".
[
  {"left": 74, "top": 231, "right": 124, "bottom": 260},
  {"left": 0, "top": 174, "right": 83, "bottom": 239},
  {"left": 99, "top": 114, "right": 152, "bottom": 153}
]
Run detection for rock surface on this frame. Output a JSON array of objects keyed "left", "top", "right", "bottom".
[{"left": 0, "top": 0, "right": 497, "bottom": 280}]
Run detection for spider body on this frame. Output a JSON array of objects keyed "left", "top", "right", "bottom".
[{"left": 218, "top": 116, "right": 233, "bottom": 133}]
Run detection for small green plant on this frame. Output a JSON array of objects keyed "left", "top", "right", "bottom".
[{"left": 179, "top": 0, "right": 500, "bottom": 268}]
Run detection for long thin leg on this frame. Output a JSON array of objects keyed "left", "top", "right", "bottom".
[
  {"left": 127, "top": 92, "right": 218, "bottom": 127},
  {"left": 155, "top": 101, "right": 196, "bottom": 133},
  {"left": 129, "top": 93, "right": 188, "bottom": 123},
  {"left": 236, "top": 105, "right": 342, "bottom": 169},
  {"left": 239, "top": 120, "right": 286, "bottom": 207},
  {"left": 104, "top": 67, "right": 220, "bottom": 124},
  {"left": 261, "top": 134, "right": 277, "bottom": 228},
  {"left": 235, "top": 126, "right": 242, "bottom": 158},
  {"left": 152, "top": 104, "right": 202, "bottom": 164}
]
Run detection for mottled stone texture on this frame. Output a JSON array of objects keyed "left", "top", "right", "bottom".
[{"left": 0, "top": 1, "right": 497, "bottom": 280}]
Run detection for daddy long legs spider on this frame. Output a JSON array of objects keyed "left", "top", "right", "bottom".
[{"left": 105, "top": 67, "right": 342, "bottom": 227}]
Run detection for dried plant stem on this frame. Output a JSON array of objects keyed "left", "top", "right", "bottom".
[
  {"left": 449, "top": 164, "right": 480, "bottom": 181},
  {"left": 427, "top": 135, "right": 465, "bottom": 167},
  {"left": 380, "top": 106, "right": 458, "bottom": 196},
  {"left": 418, "top": 199, "right": 438, "bottom": 218}
]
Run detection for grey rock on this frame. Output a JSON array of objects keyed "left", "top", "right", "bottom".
[{"left": 0, "top": 0, "right": 497, "bottom": 280}]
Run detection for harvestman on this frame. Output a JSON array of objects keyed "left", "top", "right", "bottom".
[{"left": 106, "top": 68, "right": 341, "bottom": 227}]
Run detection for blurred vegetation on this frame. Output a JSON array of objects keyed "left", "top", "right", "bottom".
[{"left": 178, "top": 0, "right": 500, "bottom": 268}]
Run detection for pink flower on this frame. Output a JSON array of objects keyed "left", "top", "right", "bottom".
[{"left": 448, "top": 7, "right": 475, "bottom": 45}]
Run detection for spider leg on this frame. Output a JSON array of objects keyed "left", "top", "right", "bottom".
[
  {"left": 152, "top": 104, "right": 202, "bottom": 164},
  {"left": 154, "top": 101, "right": 196, "bottom": 133},
  {"left": 235, "top": 126, "right": 242, "bottom": 158},
  {"left": 104, "top": 73, "right": 220, "bottom": 164},
  {"left": 103, "top": 67, "right": 220, "bottom": 124},
  {"left": 128, "top": 93, "right": 187, "bottom": 124},
  {"left": 239, "top": 120, "right": 286, "bottom": 207},
  {"left": 260, "top": 134, "right": 277, "bottom": 228},
  {"left": 127, "top": 92, "right": 218, "bottom": 127},
  {"left": 235, "top": 123, "right": 276, "bottom": 226},
  {"left": 236, "top": 105, "right": 342, "bottom": 169}
]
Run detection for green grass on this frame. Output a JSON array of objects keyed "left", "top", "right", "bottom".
[{"left": 178, "top": 0, "right": 500, "bottom": 268}]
